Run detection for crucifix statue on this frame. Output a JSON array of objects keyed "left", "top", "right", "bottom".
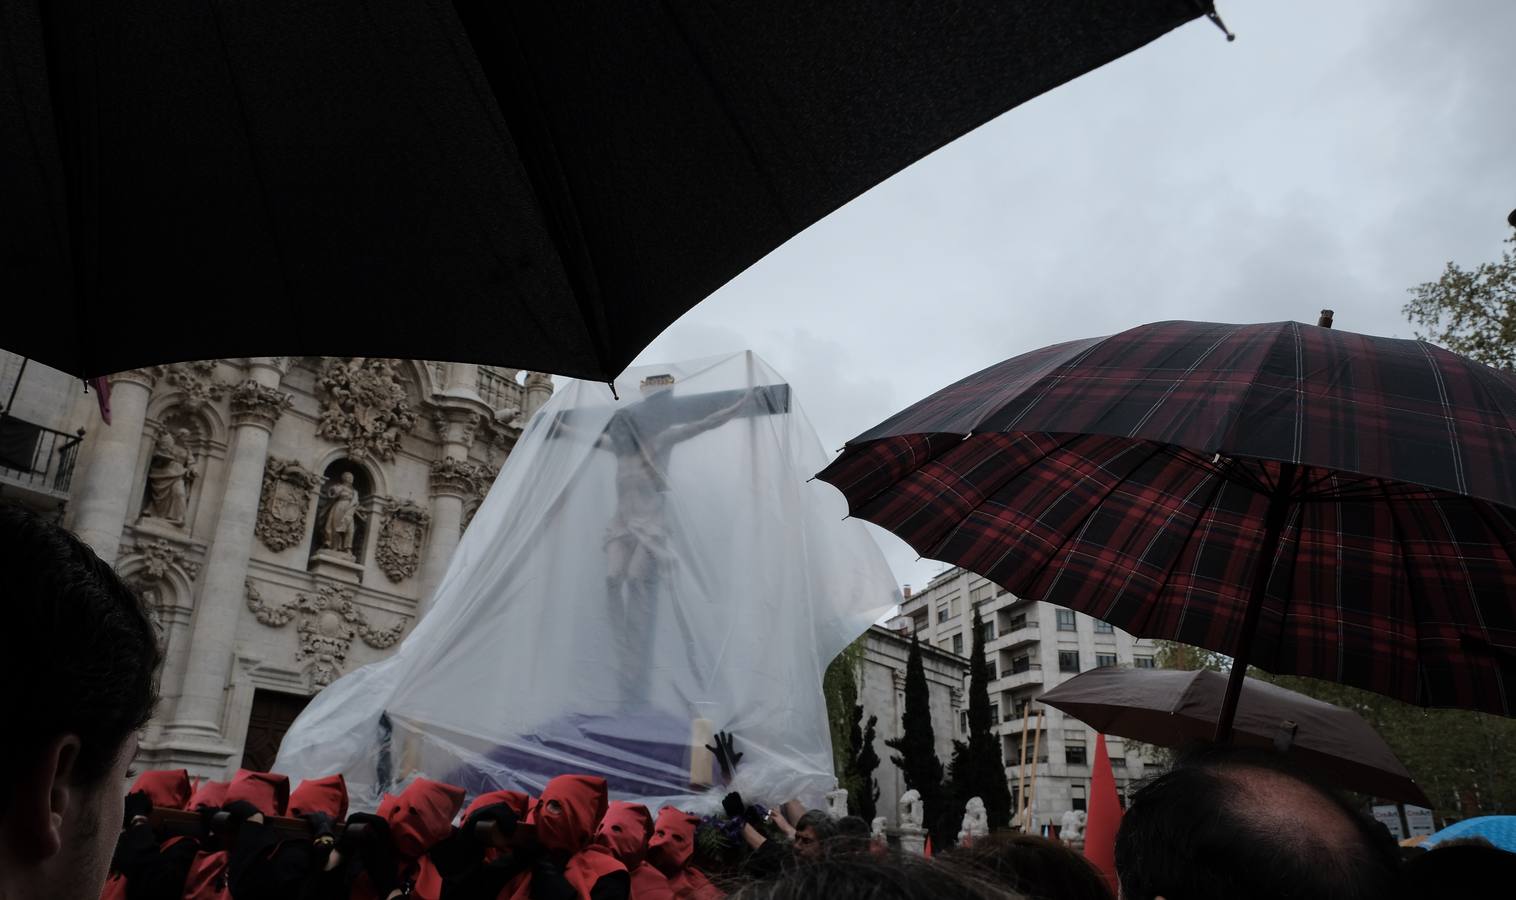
[{"left": 549, "top": 375, "right": 790, "bottom": 701}]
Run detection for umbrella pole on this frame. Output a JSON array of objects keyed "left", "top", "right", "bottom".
[{"left": 1214, "top": 462, "right": 1297, "bottom": 743}]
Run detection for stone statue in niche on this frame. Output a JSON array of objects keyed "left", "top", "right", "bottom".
[
  {"left": 320, "top": 472, "right": 367, "bottom": 556},
  {"left": 142, "top": 428, "right": 197, "bottom": 524},
  {"left": 898, "top": 789, "right": 924, "bottom": 830},
  {"left": 958, "top": 797, "right": 988, "bottom": 846}
]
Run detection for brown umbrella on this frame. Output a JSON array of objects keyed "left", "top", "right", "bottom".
[{"left": 1039, "top": 666, "right": 1430, "bottom": 806}]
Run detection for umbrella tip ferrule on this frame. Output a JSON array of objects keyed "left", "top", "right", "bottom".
[{"left": 1206, "top": 7, "right": 1236, "bottom": 42}]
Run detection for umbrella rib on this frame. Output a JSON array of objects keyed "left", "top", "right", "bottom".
[
  {"left": 1117, "top": 461, "right": 1236, "bottom": 638},
  {"left": 1379, "top": 479, "right": 1432, "bottom": 708}
]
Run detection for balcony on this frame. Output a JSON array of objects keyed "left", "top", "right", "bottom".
[
  {"left": 995, "top": 662, "right": 1044, "bottom": 690},
  {"left": 477, "top": 367, "right": 525, "bottom": 414},
  {"left": 0, "top": 417, "right": 84, "bottom": 508}
]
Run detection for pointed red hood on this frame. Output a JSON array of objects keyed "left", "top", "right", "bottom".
[
  {"left": 531, "top": 775, "right": 608, "bottom": 855},
  {"left": 596, "top": 801, "right": 653, "bottom": 866},
  {"left": 288, "top": 774, "right": 349, "bottom": 819},
  {"left": 130, "top": 769, "right": 192, "bottom": 811},
  {"left": 383, "top": 778, "right": 466, "bottom": 859},
  {"left": 226, "top": 769, "right": 290, "bottom": 817},
  {"left": 1085, "top": 733, "right": 1123, "bottom": 895},
  {"left": 188, "top": 779, "right": 230, "bottom": 811},
  {"left": 462, "top": 789, "right": 533, "bottom": 823},
  {"left": 646, "top": 807, "right": 701, "bottom": 875}
]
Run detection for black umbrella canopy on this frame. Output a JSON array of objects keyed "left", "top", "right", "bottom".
[{"left": 2, "top": 0, "right": 1211, "bottom": 380}]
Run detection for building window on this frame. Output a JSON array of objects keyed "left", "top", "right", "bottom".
[
  {"left": 986, "top": 660, "right": 998, "bottom": 680},
  {"left": 989, "top": 702, "right": 999, "bottom": 724},
  {"left": 1134, "top": 656, "right": 1156, "bottom": 669},
  {"left": 1065, "top": 745, "right": 1088, "bottom": 766},
  {"left": 1011, "top": 655, "right": 1031, "bottom": 674},
  {"left": 959, "top": 711, "right": 969, "bottom": 734},
  {"left": 952, "top": 633, "right": 964, "bottom": 655},
  {"left": 1071, "top": 786, "right": 1087, "bottom": 812},
  {"left": 1096, "top": 653, "right": 1118, "bottom": 668},
  {"left": 937, "top": 603, "right": 949, "bottom": 624},
  {"left": 1094, "top": 619, "right": 1114, "bottom": 634},
  {"left": 980, "top": 620, "right": 996, "bottom": 643},
  {"left": 949, "top": 596, "right": 961, "bottom": 618},
  {"left": 1056, "top": 609, "right": 1077, "bottom": 632},
  {"left": 1009, "top": 613, "right": 1027, "bottom": 631},
  {"left": 1111, "top": 757, "right": 1126, "bottom": 769},
  {"left": 1058, "top": 650, "right": 1081, "bottom": 673}
]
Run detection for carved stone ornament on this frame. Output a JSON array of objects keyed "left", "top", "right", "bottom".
[
  {"left": 246, "top": 581, "right": 408, "bottom": 687},
  {"left": 316, "top": 358, "right": 418, "bottom": 461},
  {"left": 255, "top": 458, "right": 324, "bottom": 551},
  {"left": 155, "top": 361, "right": 226, "bottom": 410},
  {"left": 230, "top": 381, "right": 293, "bottom": 430},
  {"left": 428, "top": 457, "right": 496, "bottom": 499},
  {"left": 131, "top": 538, "right": 201, "bottom": 582},
  {"left": 431, "top": 409, "right": 481, "bottom": 449},
  {"left": 375, "top": 498, "right": 431, "bottom": 583}
]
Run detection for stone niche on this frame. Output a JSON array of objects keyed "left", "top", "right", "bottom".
[{"left": 308, "top": 458, "right": 373, "bottom": 582}]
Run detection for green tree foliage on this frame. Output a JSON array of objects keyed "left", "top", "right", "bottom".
[
  {"left": 966, "top": 605, "right": 1013, "bottom": 829},
  {"left": 1404, "top": 234, "right": 1516, "bottom": 369},
  {"left": 824, "top": 637, "right": 867, "bottom": 797},
  {"left": 1153, "top": 640, "right": 1227, "bottom": 672},
  {"left": 884, "top": 635, "right": 945, "bottom": 841}
]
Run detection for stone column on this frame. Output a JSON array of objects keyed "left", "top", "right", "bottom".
[
  {"left": 416, "top": 408, "right": 485, "bottom": 616},
  {"left": 523, "top": 372, "right": 553, "bottom": 420},
  {"left": 70, "top": 368, "right": 156, "bottom": 563},
  {"left": 161, "top": 360, "right": 291, "bottom": 759}
]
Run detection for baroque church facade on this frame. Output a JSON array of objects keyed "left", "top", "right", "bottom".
[{"left": 0, "top": 353, "right": 550, "bottom": 778}]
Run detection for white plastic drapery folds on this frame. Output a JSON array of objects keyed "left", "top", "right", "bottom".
[{"left": 274, "top": 352, "right": 898, "bottom": 812}]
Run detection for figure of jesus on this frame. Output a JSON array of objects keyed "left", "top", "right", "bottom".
[{"left": 551, "top": 375, "right": 787, "bottom": 700}]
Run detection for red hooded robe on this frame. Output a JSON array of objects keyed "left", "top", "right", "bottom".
[
  {"left": 287, "top": 773, "right": 349, "bottom": 819},
  {"left": 181, "top": 771, "right": 290, "bottom": 900},
  {"left": 646, "top": 808, "right": 722, "bottom": 900},
  {"left": 503, "top": 775, "right": 625, "bottom": 900},
  {"left": 595, "top": 801, "right": 673, "bottom": 900},
  {"left": 352, "top": 778, "right": 465, "bottom": 900}
]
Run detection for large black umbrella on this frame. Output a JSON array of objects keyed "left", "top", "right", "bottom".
[
  {"left": 817, "top": 320, "right": 1516, "bottom": 736},
  {"left": 1040, "top": 666, "right": 1430, "bottom": 805},
  {"left": 1, "top": 1, "right": 1215, "bottom": 380}
]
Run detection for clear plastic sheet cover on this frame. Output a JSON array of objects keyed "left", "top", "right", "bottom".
[{"left": 275, "top": 352, "right": 899, "bottom": 813}]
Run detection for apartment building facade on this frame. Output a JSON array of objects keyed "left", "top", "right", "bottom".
[{"left": 893, "top": 566, "right": 1159, "bottom": 832}]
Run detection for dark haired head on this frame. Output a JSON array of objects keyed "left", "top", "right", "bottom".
[
  {"left": 730, "top": 853, "right": 1022, "bottom": 899},
  {"left": 1114, "top": 745, "right": 1398, "bottom": 900},
  {"left": 0, "top": 503, "right": 161, "bottom": 809},
  {"left": 1402, "top": 841, "right": 1516, "bottom": 898},
  {"left": 947, "top": 833, "right": 1112, "bottom": 900}
]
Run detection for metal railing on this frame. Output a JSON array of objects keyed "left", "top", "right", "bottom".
[{"left": 0, "top": 417, "right": 84, "bottom": 499}]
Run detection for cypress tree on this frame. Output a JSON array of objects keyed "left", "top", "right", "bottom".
[
  {"left": 884, "top": 634, "right": 944, "bottom": 837},
  {"left": 850, "top": 704, "right": 882, "bottom": 822},
  {"left": 967, "top": 604, "right": 1013, "bottom": 829}
]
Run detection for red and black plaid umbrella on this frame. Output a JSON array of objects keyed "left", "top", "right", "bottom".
[{"left": 817, "top": 319, "right": 1516, "bottom": 732}]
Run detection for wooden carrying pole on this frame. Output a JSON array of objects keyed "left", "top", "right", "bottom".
[
  {"left": 1015, "top": 706, "right": 1033, "bottom": 830},
  {"left": 1026, "top": 708, "right": 1045, "bottom": 834}
]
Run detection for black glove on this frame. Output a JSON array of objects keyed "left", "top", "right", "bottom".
[
  {"left": 705, "top": 731, "right": 743, "bottom": 781},
  {"left": 123, "top": 790, "right": 153, "bottom": 828},
  {"left": 722, "top": 792, "right": 746, "bottom": 820},
  {"left": 341, "top": 813, "right": 397, "bottom": 897},
  {"left": 223, "top": 800, "right": 264, "bottom": 825},
  {"left": 303, "top": 811, "right": 336, "bottom": 840},
  {"left": 465, "top": 802, "right": 519, "bottom": 848}
]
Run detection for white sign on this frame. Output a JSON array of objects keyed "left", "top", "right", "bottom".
[{"left": 1372, "top": 804, "right": 1437, "bottom": 840}]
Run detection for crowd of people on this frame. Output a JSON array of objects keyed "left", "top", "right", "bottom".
[{"left": 5, "top": 480, "right": 1516, "bottom": 900}]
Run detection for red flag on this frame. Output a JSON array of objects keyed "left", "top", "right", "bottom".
[
  {"left": 88, "top": 376, "right": 111, "bottom": 425},
  {"left": 923, "top": 834, "right": 932, "bottom": 858},
  {"left": 1085, "top": 733, "right": 1122, "bottom": 894}
]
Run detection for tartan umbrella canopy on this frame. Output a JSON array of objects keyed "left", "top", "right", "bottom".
[
  {"left": 0, "top": 0, "right": 1215, "bottom": 381},
  {"left": 817, "top": 319, "right": 1516, "bottom": 736}
]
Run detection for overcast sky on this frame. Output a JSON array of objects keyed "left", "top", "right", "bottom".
[{"left": 630, "top": 0, "right": 1516, "bottom": 590}]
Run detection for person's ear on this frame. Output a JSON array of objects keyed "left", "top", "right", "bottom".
[{"left": 4, "top": 734, "right": 83, "bottom": 861}]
